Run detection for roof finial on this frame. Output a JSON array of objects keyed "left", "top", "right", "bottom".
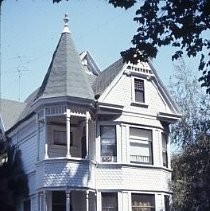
[{"left": 62, "top": 13, "right": 70, "bottom": 33}]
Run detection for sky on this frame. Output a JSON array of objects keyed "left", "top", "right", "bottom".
[{"left": 1, "top": 0, "right": 203, "bottom": 102}]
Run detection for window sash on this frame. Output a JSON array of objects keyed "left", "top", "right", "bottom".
[
  {"left": 102, "top": 193, "right": 118, "bottom": 211},
  {"left": 100, "top": 126, "right": 117, "bottom": 161},
  {"left": 162, "top": 133, "right": 168, "bottom": 167},
  {"left": 162, "top": 151, "right": 168, "bottom": 167},
  {"left": 132, "top": 194, "right": 155, "bottom": 211},
  {"left": 134, "top": 79, "right": 145, "bottom": 103},
  {"left": 129, "top": 128, "right": 153, "bottom": 164}
]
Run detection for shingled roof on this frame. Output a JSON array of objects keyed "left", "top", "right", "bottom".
[
  {"left": 35, "top": 15, "right": 94, "bottom": 102},
  {"left": 92, "top": 58, "right": 124, "bottom": 96}
]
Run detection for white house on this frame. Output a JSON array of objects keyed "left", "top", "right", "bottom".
[{"left": 1, "top": 14, "right": 181, "bottom": 211}]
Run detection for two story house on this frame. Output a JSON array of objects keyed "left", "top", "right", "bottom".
[{"left": 1, "top": 14, "right": 181, "bottom": 211}]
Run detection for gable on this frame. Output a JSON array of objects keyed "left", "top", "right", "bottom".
[{"left": 97, "top": 60, "right": 180, "bottom": 117}]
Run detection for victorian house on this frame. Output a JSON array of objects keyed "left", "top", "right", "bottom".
[{"left": 0, "top": 14, "right": 181, "bottom": 211}]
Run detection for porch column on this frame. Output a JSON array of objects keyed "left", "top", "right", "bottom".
[
  {"left": 39, "top": 192, "right": 43, "bottom": 211},
  {"left": 86, "top": 190, "right": 89, "bottom": 211},
  {"left": 44, "top": 115, "right": 48, "bottom": 159},
  {"left": 85, "top": 111, "right": 89, "bottom": 159},
  {"left": 66, "top": 190, "right": 71, "bottom": 211},
  {"left": 66, "top": 109, "right": 71, "bottom": 158},
  {"left": 43, "top": 191, "right": 48, "bottom": 211}
]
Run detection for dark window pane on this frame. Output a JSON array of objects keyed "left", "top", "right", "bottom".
[
  {"left": 24, "top": 199, "right": 31, "bottom": 211},
  {"left": 52, "top": 191, "right": 66, "bottom": 211},
  {"left": 102, "top": 193, "right": 118, "bottom": 211},
  {"left": 135, "top": 90, "right": 144, "bottom": 102},
  {"left": 162, "top": 133, "right": 168, "bottom": 167},
  {"left": 134, "top": 79, "right": 145, "bottom": 103}
]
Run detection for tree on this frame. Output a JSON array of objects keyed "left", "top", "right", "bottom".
[
  {"left": 171, "top": 135, "right": 210, "bottom": 210},
  {"left": 169, "top": 59, "right": 210, "bottom": 148},
  {"left": 0, "top": 136, "right": 28, "bottom": 211},
  {"left": 169, "top": 59, "right": 210, "bottom": 210}
]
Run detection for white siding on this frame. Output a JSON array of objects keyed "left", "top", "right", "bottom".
[{"left": 101, "top": 73, "right": 173, "bottom": 115}]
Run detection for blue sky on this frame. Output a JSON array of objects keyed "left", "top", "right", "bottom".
[{"left": 1, "top": 0, "right": 203, "bottom": 101}]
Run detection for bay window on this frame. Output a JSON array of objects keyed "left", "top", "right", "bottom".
[{"left": 129, "top": 127, "right": 153, "bottom": 164}]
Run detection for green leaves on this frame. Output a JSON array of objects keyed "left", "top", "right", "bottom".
[
  {"left": 108, "top": 0, "right": 136, "bottom": 9},
  {"left": 109, "top": 0, "right": 210, "bottom": 93}
]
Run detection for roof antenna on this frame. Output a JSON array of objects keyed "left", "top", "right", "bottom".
[{"left": 62, "top": 13, "right": 70, "bottom": 34}]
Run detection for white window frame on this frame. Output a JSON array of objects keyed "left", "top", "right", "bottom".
[
  {"left": 129, "top": 127, "right": 153, "bottom": 165},
  {"left": 131, "top": 77, "right": 148, "bottom": 107},
  {"left": 100, "top": 125, "right": 117, "bottom": 163}
]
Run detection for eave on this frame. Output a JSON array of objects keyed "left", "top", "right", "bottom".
[
  {"left": 96, "top": 102, "right": 124, "bottom": 115},
  {"left": 157, "top": 112, "right": 182, "bottom": 123}
]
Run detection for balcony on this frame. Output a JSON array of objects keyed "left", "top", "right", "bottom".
[{"left": 37, "top": 106, "right": 94, "bottom": 161}]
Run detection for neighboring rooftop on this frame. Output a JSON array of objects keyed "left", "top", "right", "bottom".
[{"left": 92, "top": 58, "right": 124, "bottom": 96}]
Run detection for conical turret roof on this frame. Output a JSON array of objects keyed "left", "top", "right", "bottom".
[{"left": 35, "top": 14, "right": 94, "bottom": 101}]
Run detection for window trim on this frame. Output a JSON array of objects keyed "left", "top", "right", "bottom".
[
  {"left": 129, "top": 127, "right": 153, "bottom": 165},
  {"left": 131, "top": 77, "right": 148, "bottom": 107},
  {"left": 100, "top": 125, "right": 117, "bottom": 163}
]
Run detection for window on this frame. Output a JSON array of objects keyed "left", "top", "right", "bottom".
[
  {"left": 102, "top": 193, "right": 118, "bottom": 211},
  {"left": 132, "top": 194, "right": 155, "bottom": 211},
  {"left": 100, "top": 126, "right": 117, "bottom": 162},
  {"left": 164, "top": 195, "right": 170, "bottom": 211},
  {"left": 53, "top": 130, "right": 73, "bottom": 146},
  {"left": 134, "top": 79, "right": 145, "bottom": 103},
  {"left": 23, "top": 199, "right": 31, "bottom": 211},
  {"left": 129, "top": 128, "right": 153, "bottom": 164},
  {"left": 162, "top": 133, "right": 168, "bottom": 167},
  {"left": 52, "top": 191, "right": 66, "bottom": 211}
]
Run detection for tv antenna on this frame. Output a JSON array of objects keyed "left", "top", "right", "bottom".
[
  {"left": 4, "top": 56, "right": 31, "bottom": 101},
  {"left": 16, "top": 67, "right": 30, "bottom": 101}
]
